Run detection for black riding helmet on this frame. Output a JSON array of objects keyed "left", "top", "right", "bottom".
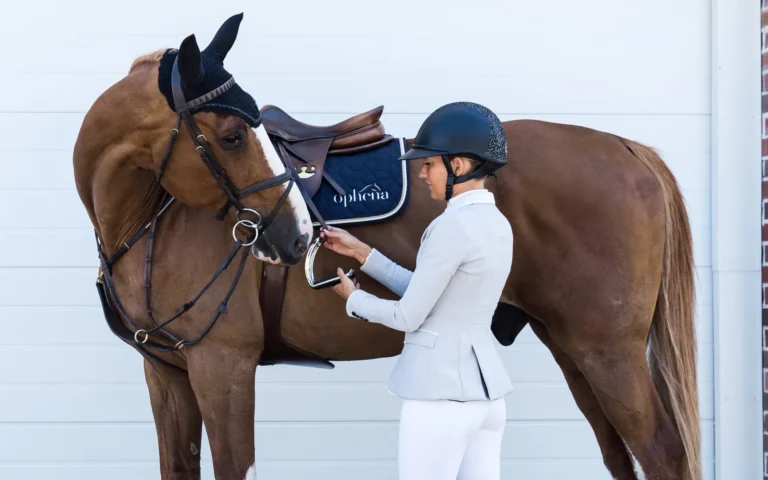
[{"left": 399, "top": 101, "right": 508, "bottom": 200}]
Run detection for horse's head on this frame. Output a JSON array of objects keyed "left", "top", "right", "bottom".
[{"left": 149, "top": 14, "right": 311, "bottom": 265}]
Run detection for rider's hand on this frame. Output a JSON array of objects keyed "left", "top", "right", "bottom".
[
  {"left": 320, "top": 226, "right": 372, "bottom": 264},
  {"left": 332, "top": 268, "right": 361, "bottom": 300}
]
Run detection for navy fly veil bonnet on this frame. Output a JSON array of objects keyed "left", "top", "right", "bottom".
[
  {"left": 157, "top": 13, "right": 262, "bottom": 127},
  {"left": 150, "top": 12, "right": 295, "bottom": 223}
]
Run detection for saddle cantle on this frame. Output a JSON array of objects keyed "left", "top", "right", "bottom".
[{"left": 261, "top": 105, "right": 394, "bottom": 197}]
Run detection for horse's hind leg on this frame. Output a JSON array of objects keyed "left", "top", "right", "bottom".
[
  {"left": 187, "top": 345, "right": 260, "bottom": 480},
  {"left": 525, "top": 318, "right": 638, "bottom": 480},
  {"left": 573, "top": 338, "right": 685, "bottom": 479},
  {"left": 144, "top": 358, "right": 203, "bottom": 480}
]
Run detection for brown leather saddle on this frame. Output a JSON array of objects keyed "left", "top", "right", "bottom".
[
  {"left": 260, "top": 104, "right": 393, "bottom": 197},
  {"left": 257, "top": 106, "right": 395, "bottom": 369}
]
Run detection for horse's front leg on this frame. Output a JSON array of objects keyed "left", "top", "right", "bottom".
[
  {"left": 187, "top": 344, "right": 260, "bottom": 480},
  {"left": 144, "top": 358, "right": 203, "bottom": 480}
]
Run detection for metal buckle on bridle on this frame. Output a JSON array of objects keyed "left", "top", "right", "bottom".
[{"left": 304, "top": 237, "right": 355, "bottom": 289}]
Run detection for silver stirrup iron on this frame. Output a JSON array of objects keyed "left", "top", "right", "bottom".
[{"left": 304, "top": 237, "right": 355, "bottom": 289}]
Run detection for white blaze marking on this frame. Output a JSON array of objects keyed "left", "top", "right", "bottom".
[
  {"left": 253, "top": 125, "right": 313, "bottom": 241},
  {"left": 244, "top": 463, "right": 257, "bottom": 480}
]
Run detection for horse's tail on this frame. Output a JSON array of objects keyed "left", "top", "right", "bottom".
[{"left": 622, "top": 139, "right": 701, "bottom": 480}]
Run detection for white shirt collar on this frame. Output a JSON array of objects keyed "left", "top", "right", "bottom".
[{"left": 446, "top": 188, "right": 495, "bottom": 211}]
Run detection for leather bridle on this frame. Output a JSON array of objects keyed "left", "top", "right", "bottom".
[
  {"left": 166, "top": 56, "right": 295, "bottom": 224},
  {"left": 94, "top": 58, "right": 299, "bottom": 360}
]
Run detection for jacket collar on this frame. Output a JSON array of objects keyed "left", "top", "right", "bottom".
[{"left": 446, "top": 189, "right": 495, "bottom": 211}]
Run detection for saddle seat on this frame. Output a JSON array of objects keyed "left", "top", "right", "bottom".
[{"left": 260, "top": 104, "right": 389, "bottom": 151}]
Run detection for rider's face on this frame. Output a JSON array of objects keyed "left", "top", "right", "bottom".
[{"left": 419, "top": 156, "right": 448, "bottom": 201}]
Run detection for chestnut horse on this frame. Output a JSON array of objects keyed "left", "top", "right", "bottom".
[{"left": 73, "top": 14, "right": 699, "bottom": 480}]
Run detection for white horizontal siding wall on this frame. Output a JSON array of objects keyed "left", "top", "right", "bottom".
[{"left": 0, "top": 0, "right": 715, "bottom": 479}]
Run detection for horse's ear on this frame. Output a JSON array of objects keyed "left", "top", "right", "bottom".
[
  {"left": 203, "top": 13, "right": 243, "bottom": 60},
  {"left": 178, "top": 34, "right": 205, "bottom": 88}
]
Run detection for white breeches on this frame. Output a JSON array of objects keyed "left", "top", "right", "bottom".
[{"left": 398, "top": 397, "right": 506, "bottom": 480}]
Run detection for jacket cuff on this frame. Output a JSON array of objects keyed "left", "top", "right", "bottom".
[
  {"left": 345, "top": 289, "right": 370, "bottom": 321},
  {"left": 360, "top": 248, "right": 374, "bottom": 269}
]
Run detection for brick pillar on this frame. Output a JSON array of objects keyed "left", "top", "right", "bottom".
[{"left": 762, "top": 1, "right": 768, "bottom": 476}]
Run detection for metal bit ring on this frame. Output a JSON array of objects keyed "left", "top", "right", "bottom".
[
  {"left": 236, "top": 208, "right": 262, "bottom": 225},
  {"left": 232, "top": 219, "right": 259, "bottom": 246}
]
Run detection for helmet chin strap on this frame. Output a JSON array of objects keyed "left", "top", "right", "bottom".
[{"left": 441, "top": 155, "right": 487, "bottom": 201}]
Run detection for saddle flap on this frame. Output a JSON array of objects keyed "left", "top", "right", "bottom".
[
  {"left": 286, "top": 137, "right": 335, "bottom": 165},
  {"left": 276, "top": 138, "right": 334, "bottom": 197}
]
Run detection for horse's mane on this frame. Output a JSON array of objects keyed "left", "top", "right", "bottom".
[
  {"left": 129, "top": 49, "right": 171, "bottom": 73},
  {"left": 107, "top": 49, "right": 174, "bottom": 251},
  {"left": 115, "top": 171, "right": 169, "bottom": 253}
]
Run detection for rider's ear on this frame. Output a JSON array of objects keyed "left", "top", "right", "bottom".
[{"left": 451, "top": 157, "right": 464, "bottom": 176}]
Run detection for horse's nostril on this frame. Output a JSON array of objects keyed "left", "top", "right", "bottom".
[{"left": 294, "top": 234, "right": 309, "bottom": 255}]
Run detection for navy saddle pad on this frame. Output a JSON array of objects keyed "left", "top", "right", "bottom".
[{"left": 310, "top": 137, "right": 410, "bottom": 227}]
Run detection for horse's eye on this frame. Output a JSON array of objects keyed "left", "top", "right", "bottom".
[{"left": 220, "top": 130, "right": 245, "bottom": 150}]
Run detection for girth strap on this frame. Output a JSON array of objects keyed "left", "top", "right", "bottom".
[{"left": 258, "top": 263, "right": 333, "bottom": 368}]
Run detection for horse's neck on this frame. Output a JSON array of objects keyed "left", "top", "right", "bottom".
[{"left": 93, "top": 154, "right": 166, "bottom": 255}]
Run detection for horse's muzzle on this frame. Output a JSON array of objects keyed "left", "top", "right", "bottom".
[{"left": 251, "top": 212, "right": 309, "bottom": 266}]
